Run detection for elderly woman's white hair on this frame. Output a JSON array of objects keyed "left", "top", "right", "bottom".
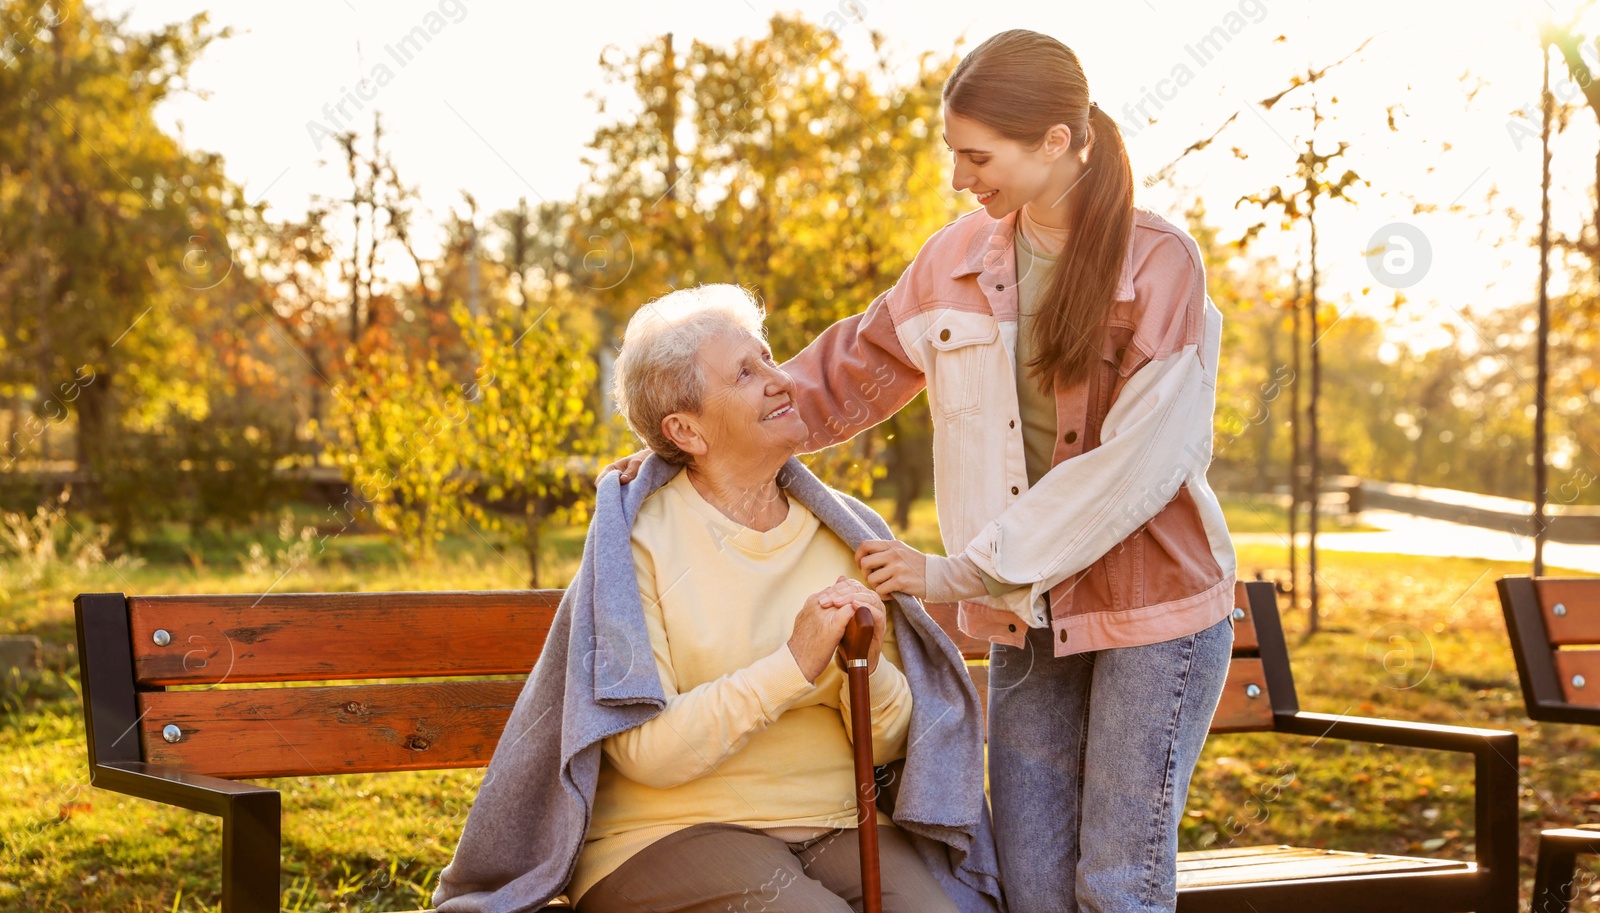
[{"left": 613, "top": 284, "right": 768, "bottom": 466}]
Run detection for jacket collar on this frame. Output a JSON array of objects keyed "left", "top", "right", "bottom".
[{"left": 948, "top": 206, "right": 1138, "bottom": 302}]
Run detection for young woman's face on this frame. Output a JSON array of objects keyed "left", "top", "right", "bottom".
[{"left": 943, "top": 106, "right": 1075, "bottom": 218}]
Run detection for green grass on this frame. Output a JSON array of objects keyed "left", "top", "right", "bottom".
[
  {"left": 866, "top": 490, "right": 1374, "bottom": 541},
  {"left": 0, "top": 514, "right": 586, "bottom": 913},
  {"left": 2, "top": 505, "right": 1597, "bottom": 910},
  {"left": 1219, "top": 492, "right": 1385, "bottom": 534}
]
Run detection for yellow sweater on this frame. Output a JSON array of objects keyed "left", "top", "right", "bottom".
[{"left": 566, "top": 470, "right": 914, "bottom": 902}]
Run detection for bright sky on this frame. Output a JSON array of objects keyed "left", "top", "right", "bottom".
[{"left": 102, "top": 0, "right": 1599, "bottom": 353}]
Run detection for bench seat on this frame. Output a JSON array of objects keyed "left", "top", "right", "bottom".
[{"left": 1177, "top": 844, "right": 1471, "bottom": 887}]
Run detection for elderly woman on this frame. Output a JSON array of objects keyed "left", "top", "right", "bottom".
[
  {"left": 571, "top": 284, "right": 949, "bottom": 911},
  {"left": 432, "top": 285, "right": 1002, "bottom": 913}
]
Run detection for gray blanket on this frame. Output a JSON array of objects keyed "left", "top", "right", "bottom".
[{"left": 432, "top": 455, "right": 1006, "bottom": 913}]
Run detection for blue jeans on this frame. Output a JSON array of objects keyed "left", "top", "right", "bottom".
[{"left": 987, "top": 615, "right": 1233, "bottom": 913}]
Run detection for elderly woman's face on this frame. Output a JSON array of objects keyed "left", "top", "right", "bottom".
[{"left": 687, "top": 329, "right": 808, "bottom": 463}]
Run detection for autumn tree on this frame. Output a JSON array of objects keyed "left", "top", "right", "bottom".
[
  {"left": 578, "top": 18, "right": 960, "bottom": 501},
  {"left": 456, "top": 299, "right": 609, "bottom": 587},
  {"left": 1536, "top": 18, "right": 1600, "bottom": 563},
  {"left": 1236, "top": 48, "right": 1371, "bottom": 630},
  {"left": 1545, "top": 17, "right": 1600, "bottom": 299},
  {"left": 324, "top": 348, "right": 471, "bottom": 559},
  {"left": 0, "top": 0, "right": 317, "bottom": 538},
  {"left": 249, "top": 207, "right": 344, "bottom": 438}
]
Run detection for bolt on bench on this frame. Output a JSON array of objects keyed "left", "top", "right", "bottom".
[
  {"left": 77, "top": 582, "right": 1519, "bottom": 912},
  {"left": 1499, "top": 575, "right": 1600, "bottom": 913}
]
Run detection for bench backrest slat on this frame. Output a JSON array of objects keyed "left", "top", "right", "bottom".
[
  {"left": 1230, "top": 582, "right": 1260, "bottom": 651},
  {"left": 1210, "top": 657, "right": 1272, "bottom": 732},
  {"left": 109, "top": 582, "right": 1287, "bottom": 780},
  {"left": 1533, "top": 578, "right": 1600, "bottom": 646},
  {"left": 128, "top": 591, "right": 562, "bottom": 685},
  {"left": 965, "top": 582, "right": 1282, "bottom": 738},
  {"left": 1554, "top": 651, "right": 1600, "bottom": 705},
  {"left": 138, "top": 681, "right": 523, "bottom": 778},
  {"left": 1498, "top": 575, "right": 1600, "bottom": 724}
]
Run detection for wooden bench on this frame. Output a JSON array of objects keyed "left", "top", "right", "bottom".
[
  {"left": 73, "top": 590, "right": 569, "bottom": 913},
  {"left": 955, "top": 581, "right": 1519, "bottom": 913},
  {"left": 76, "top": 582, "right": 1519, "bottom": 912},
  {"left": 1498, "top": 575, "right": 1600, "bottom": 912}
]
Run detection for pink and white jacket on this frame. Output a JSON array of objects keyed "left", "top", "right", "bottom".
[{"left": 783, "top": 206, "right": 1237, "bottom": 657}]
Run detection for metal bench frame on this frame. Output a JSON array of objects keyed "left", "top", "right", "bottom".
[{"left": 1170, "top": 582, "right": 1518, "bottom": 912}]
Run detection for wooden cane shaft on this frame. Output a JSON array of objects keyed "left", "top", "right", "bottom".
[
  {"left": 843, "top": 605, "right": 883, "bottom": 913},
  {"left": 848, "top": 664, "right": 883, "bottom": 913}
]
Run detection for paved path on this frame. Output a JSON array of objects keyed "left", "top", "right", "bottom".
[{"left": 1232, "top": 509, "right": 1600, "bottom": 573}]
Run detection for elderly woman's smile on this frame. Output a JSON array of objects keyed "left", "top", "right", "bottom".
[
  {"left": 609, "top": 286, "right": 812, "bottom": 532},
  {"left": 690, "top": 328, "right": 808, "bottom": 456}
]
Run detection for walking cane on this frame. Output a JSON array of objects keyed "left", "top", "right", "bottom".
[{"left": 840, "top": 604, "right": 883, "bottom": 913}]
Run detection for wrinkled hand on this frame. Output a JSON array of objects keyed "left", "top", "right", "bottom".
[
  {"left": 597, "top": 449, "right": 650, "bottom": 486},
  {"left": 788, "top": 590, "right": 858, "bottom": 683},
  {"left": 855, "top": 539, "right": 928, "bottom": 601},
  {"left": 816, "top": 576, "right": 886, "bottom": 674}
]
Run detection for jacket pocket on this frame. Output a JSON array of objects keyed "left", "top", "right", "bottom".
[{"left": 926, "top": 310, "right": 998, "bottom": 418}]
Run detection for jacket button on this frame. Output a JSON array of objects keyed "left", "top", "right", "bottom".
[
  {"left": 996, "top": 283, "right": 1006, "bottom": 291},
  {"left": 1011, "top": 486, "right": 1020, "bottom": 495},
  {"left": 1009, "top": 420, "right": 1016, "bottom": 429},
  {"left": 1008, "top": 624, "right": 1016, "bottom": 632},
  {"left": 939, "top": 328, "right": 951, "bottom": 342},
  {"left": 1059, "top": 629, "right": 1068, "bottom": 643},
  {"left": 1064, "top": 430, "right": 1078, "bottom": 444}
]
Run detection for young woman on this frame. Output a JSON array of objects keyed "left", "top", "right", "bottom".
[{"left": 608, "top": 29, "right": 1235, "bottom": 913}]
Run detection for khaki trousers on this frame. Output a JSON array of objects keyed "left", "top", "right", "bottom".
[{"left": 576, "top": 823, "right": 960, "bottom": 913}]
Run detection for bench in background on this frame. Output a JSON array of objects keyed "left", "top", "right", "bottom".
[
  {"left": 1499, "top": 575, "right": 1600, "bottom": 913},
  {"left": 956, "top": 581, "right": 1519, "bottom": 913}
]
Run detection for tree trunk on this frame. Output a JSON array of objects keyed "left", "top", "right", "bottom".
[
  {"left": 5, "top": 398, "right": 21, "bottom": 465},
  {"left": 307, "top": 348, "right": 326, "bottom": 454},
  {"left": 343, "top": 132, "right": 364, "bottom": 349},
  {"left": 1307, "top": 194, "right": 1321, "bottom": 635},
  {"left": 526, "top": 501, "right": 542, "bottom": 589},
  {"left": 75, "top": 368, "right": 110, "bottom": 473},
  {"left": 889, "top": 428, "right": 923, "bottom": 532},
  {"left": 1536, "top": 41, "right": 1554, "bottom": 576},
  {"left": 1288, "top": 273, "right": 1302, "bottom": 612},
  {"left": 1256, "top": 310, "right": 1277, "bottom": 491},
  {"left": 75, "top": 369, "right": 128, "bottom": 543},
  {"left": 1545, "top": 28, "right": 1599, "bottom": 574}
]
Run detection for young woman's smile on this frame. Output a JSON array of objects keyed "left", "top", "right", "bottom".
[{"left": 943, "top": 106, "right": 1083, "bottom": 227}]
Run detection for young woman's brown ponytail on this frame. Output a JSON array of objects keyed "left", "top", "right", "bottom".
[{"left": 943, "top": 30, "right": 1136, "bottom": 389}]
